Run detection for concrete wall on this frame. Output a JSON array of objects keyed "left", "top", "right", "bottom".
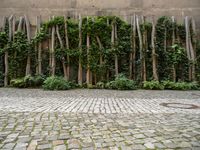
[{"left": 0, "top": 0, "right": 200, "bottom": 26}]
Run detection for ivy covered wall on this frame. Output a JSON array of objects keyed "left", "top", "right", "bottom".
[{"left": 0, "top": 15, "right": 199, "bottom": 87}]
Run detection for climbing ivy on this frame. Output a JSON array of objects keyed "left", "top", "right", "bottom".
[
  {"left": 155, "top": 16, "right": 173, "bottom": 80},
  {"left": 0, "top": 31, "right": 8, "bottom": 86},
  {"left": 0, "top": 15, "right": 199, "bottom": 87}
]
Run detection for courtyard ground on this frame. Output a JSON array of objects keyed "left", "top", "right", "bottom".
[{"left": 0, "top": 88, "right": 200, "bottom": 150}]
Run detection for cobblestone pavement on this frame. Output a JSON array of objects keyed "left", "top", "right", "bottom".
[{"left": 0, "top": 88, "right": 200, "bottom": 150}]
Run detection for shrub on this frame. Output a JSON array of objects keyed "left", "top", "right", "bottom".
[
  {"left": 96, "top": 81, "right": 105, "bottom": 89},
  {"left": 42, "top": 76, "right": 71, "bottom": 90},
  {"left": 10, "top": 75, "right": 45, "bottom": 88},
  {"left": 174, "top": 82, "right": 190, "bottom": 90},
  {"left": 34, "top": 75, "right": 45, "bottom": 87},
  {"left": 0, "top": 72, "right": 4, "bottom": 87},
  {"left": 24, "top": 75, "right": 35, "bottom": 87},
  {"left": 172, "top": 82, "right": 189, "bottom": 90},
  {"left": 162, "top": 81, "right": 199, "bottom": 90},
  {"left": 68, "top": 81, "right": 79, "bottom": 89},
  {"left": 81, "top": 83, "right": 88, "bottom": 88},
  {"left": 87, "top": 84, "right": 94, "bottom": 89},
  {"left": 79, "top": 83, "right": 94, "bottom": 89},
  {"left": 197, "top": 74, "right": 200, "bottom": 83},
  {"left": 161, "top": 80, "right": 175, "bottom": 89},
  {"left": 106, "top": 74, "right": 136, "bottom": 90},
  {"left": 10, "top": 78, "right": 25, "bottom": 88},
  {"left": 143, "top": 80, "right": 164, "bottom": 90},
  {"left": 189, "top": 82, "right": 200, "bottom": 90}
]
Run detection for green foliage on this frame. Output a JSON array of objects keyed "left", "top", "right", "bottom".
[
  {"left": 162, "top": 80, "right": 199, "bottom": 90},
  {"left": 0, "top": 32, "right": 8, "bottom": 53},
  {"left": 154, "top": 16, "right": 190, "bottom": 81},
  {"left": 170, "top": 44, "right": 185, "bottom": 64},
  {"left": 0, "top": 71, "right": 3, "bottom": 87},
  {"left": 0, "top": 15, "right": 199, "bottom": 88},
  {"left": 96, "top": 81, "right": 105, "bottom": 89},
  {"left": 7, "top": 31, "right": 33, "bottom": 79},
  {"left": 33, "top": 75, "right": 46, "bottom": 87},
  {"left": 196, "top": 40, "right": 200, "bottom": 82},
  {"left": 197, "top": 74, "right": 200, "bottom": 83},
  {"left": 161, "top": 80, "right": 175, "bottom": 89},
  {"left": 172, "top": 82, "right": 191, "bottom": 90},
  {"left": 106, "top": 74, "right": 136, "bottom": 90},
  {"left": 156, "top": 16, "right": 173, "bottom": 80},
  {"left": 42, "top": 76, "right": 71, "bottom": 90},
  {"left": 0, "top": 31, "right": 7, "bottom": 86},
  {"left": 143, "top": 80, "right": 164, "bottom": 90},
  {"left": 87, "top": 84, "right": 94, "bottom": 89},
  {"left": 68, "top": 81, "right": 79, "bottom": 89},
  {"left": 10, "top": 78, "right": 25, "bottom": 88},
  {"left": 10, "top": 75, "right": 45, "bottom": 88},
  {"left": 23, "top": 75, "right": 35, "bottom": 87}
]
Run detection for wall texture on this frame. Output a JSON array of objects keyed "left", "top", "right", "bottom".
[{"left": 0, "top": 0, "right": 200, "bottom": 26}]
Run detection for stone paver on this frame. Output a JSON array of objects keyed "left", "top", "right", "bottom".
[
  {"left": 0, "top": 89, "right": 199, "bottom": 114},
  {"left": 0, "top": 88, "right": 199, "bottom": 149}
]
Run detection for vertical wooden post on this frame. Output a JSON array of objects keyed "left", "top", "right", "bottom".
[
  {"left": 4, "top": 15, "right": 13, "bottom": 86},
  {"left": 49, "top": 17, "right": 52, "bottom": 74},
  {"left": 114, "top": 19, "right": 118, "bottom": 76},
  {"left": 172, "top": 16, "right": 176, "bottom": 82},
  {"left": 185, "top": 16, "right": 194, "bottom": 81},
  {"left": 136, "top": 15, "right": 143, "bottom": 81},
  {"left": 130, "top": 14, "right": 136, "bottom": 80},
  {"left": 51, "top": 16, "right": 56, "bottom": 76},
  {"left": 111, "top": 18, "right": 118, "bottom": 76},
  {"left": 141, "top": 16, "right": 147, "bottom": 81},
  {"left": 151, "top": 17, "right": 159, "bottom": 81},
  {"left": 12, "top": 15, "right": 16, "bottom": 40},
  {"left": 86, "top": 17, "right": 91, "bottom": 86},
  {"left": 191, "top": 18, "right": 196, "bottom": 81},
  {"left": 96, "top": 36, "right": 103, "bottom": 80},
  {"left": 56, "top": 23, "right": 68, "bottom": 80},
  {"left": 64, "top": 15, "right": 70, "bottom": 80},
  {"left": 78, "top": 14, "right": 83, "bottom": 85},
  {"left": 37, "top": 15, "right": 42, "bottom": 75},
  {"left": 25, "top": 15, "right": 31, "bottom": 76},
  {"left": 106, "top": 18, "right": 110, "bottom": 80},
  {"left": 12, "top": 15, "right": 17, "bottom": 78},
  {"left": 17, "top": 17, "right": 23, "bottom": 32},
  {"left": 86, "top": 32, "right": 90, "bottom": 85}
]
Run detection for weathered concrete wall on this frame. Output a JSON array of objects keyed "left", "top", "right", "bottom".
[{"left": 0, "top": 0, "right": 200, "bottom": 26}]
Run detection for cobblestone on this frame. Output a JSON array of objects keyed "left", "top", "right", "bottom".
[
  {"left": 54, "top": 145, "right": 66, "bottom": 150},
  {"left": 0, "top": 88, "right": 199, "bottom": 149},
  {"left": 0, "top": 88, "right": 200, "bottom": 114}
]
